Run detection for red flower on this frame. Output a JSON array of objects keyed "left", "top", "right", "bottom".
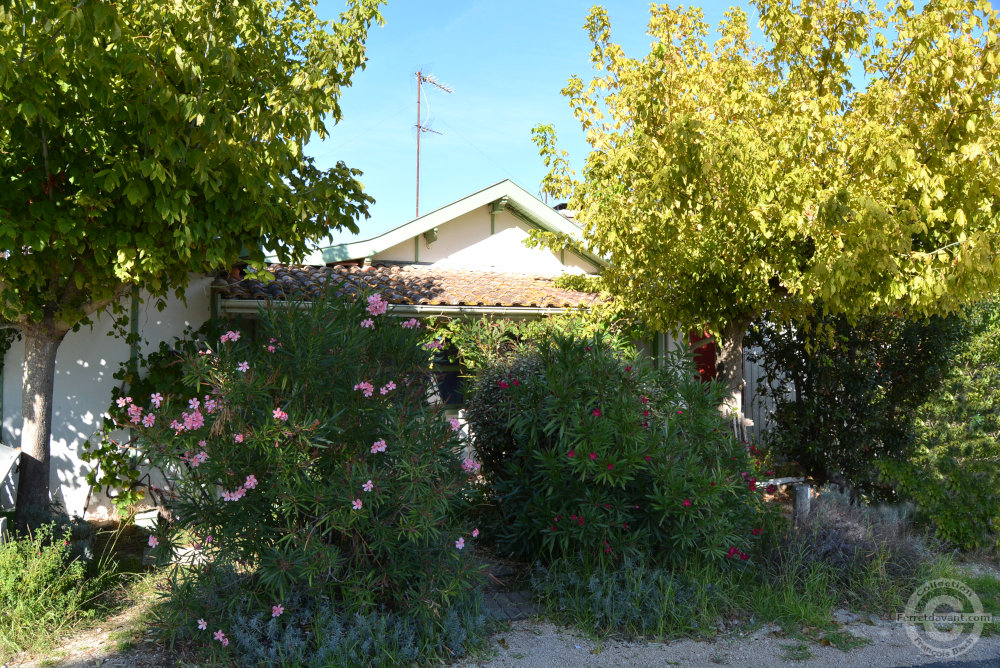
[
  {"left": 644, "top": 455, "right": 651, "bottom": 461},
  {"left": 586, "top": 346, "right": 591, "bottom": 351},
  {"left": 641, "top": 395, "right": 648, "bottom": 404},
  {"left": 625, "top": 365, "right": 632, "bottom": 372},
  {"left": 607, "top": 463, "right": 613, "bottom": 470},
  {"left": 752, "top": 528, "right": 762, "bottom": 536},
  {"left": 727, "top": 546, "right": 738, "bottom": 558},
  {"left": 766, "top": 484, "right": 776, "bottom": 494},
  {"left": 550, "top": 526, "right": 557, "bottom": 532},
  {"left": 740, "top": 552, "right": 749, "bottom": 561},
  {"left": 512, "top": 379, "right": 521, "bottom": 386},
  {"left": 623, "top": 522, "right": 629, "bottom": 529},
  {"left": 682, "top": 499, "right": 692, "bottom": 507},
  {"left": 568, "top": 450, "right": 575, "bottom": 458},
  {"left": 710, "top": 482, "right": 716, "bottom": 487},
  {"left": 589, "top": 452, "right": 597, "bottom": 461},
  {"left": 677, "top": 410, "right": 684, "bottom": 415},
  {"left": 592, "top": 409, "right": 602, "bottom": 417},
  {"left": 497, "top": 380, "right": 509, "bottom": 389}
]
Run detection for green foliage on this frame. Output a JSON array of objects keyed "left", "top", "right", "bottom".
[
  {"left": 161, "top": 566, "right": 487, "bottom": 668},
  {"left": 881, "top": 301, "right": 1000, "bottom": 550},
  {"left": 531, "top": 555, "right": 725, "bottom": 638},
  {"left": 105, "top": 291, "right": 484, "bottom": 662},
  {"left": 0, "top": 0, "right": 384, "bottom": 519},
  {"left": 0, "top": 524, "right": 89, "bottom": 657},
  {"left": 533, "top": 0, "right": 1000, "bottom": 405},
  {"left": 0, "top": 0, "right": 383, "bottom": 325},
  {"left": 83, "top": 321, "right": 223, "bottom": 512},
  {"left": 747, "top": 309, "right": 965, "bottom": 498},
  {"left": 428, "top": 314, "right": 603, "bottom": 375},
  {"left": 466, "top": 333, "right": 771, "bottom": 569}
]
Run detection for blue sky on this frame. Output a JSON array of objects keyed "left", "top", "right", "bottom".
[{"left": 311, "top": 1, "right": 766, "bottom": 244}]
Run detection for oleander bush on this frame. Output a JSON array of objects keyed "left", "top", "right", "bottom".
[
  {"left": 465, "top": 333, "right": 773, "bottom": 569},
  {"left": 96, "top": 291, "right": 486, "bottom": 665}
]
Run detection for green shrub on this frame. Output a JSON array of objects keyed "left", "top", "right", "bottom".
[
  {"left": 466, "top": 333, "right": 771, "bottom": 569},
  {"left": 0, "top": 523, "right": 90, "bottom": 657},
  {"left": 97, "top": 291, "right": 485, "bottom": 664},
  {"left": 531, "top": 555, "right": 725, "bottom": 637},
  {"left": 747, "top": 309, "right": 964, "bottom": 499},
  {"left": 881, "top": 301, "right": 1000, "bottom": 550}
]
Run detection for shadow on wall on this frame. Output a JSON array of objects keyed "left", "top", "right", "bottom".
[{"left": 1, "top": 277, "right": 213, "bottom": 518}]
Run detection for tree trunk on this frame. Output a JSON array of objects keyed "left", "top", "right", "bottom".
[
  {"left": 14, "top": 325, "right": 67, "bottom": 530},
  {"left": 715, "top": 317, "right": 751, "bottom": 432}
]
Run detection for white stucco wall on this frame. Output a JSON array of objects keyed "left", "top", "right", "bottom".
[
  {"left": 374, "top": 206, "right": 601, "bottom": 275},
  {"left": 1, "top": 275, "right": 214, "bottom": 517}
]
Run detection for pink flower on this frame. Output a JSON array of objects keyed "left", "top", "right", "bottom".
[
  {"left": 461, "top": 458, "right": 481, "bottom": 474},
  {"left": 592, "top": 409, "right": 602, "bottom": 417},
  {"left": 354, "top": 381, "right": 374, "bottom": 397},
  {"left": 148, "top": 535, "right": 159, "bottom": 548},
  {"left": 237, "top": 361, "right": 249, "bottom": 373},
  {"left": 371, "top": 439, "right": 387, "bottom": 454},
  {"left": 266, "top": 345, "right": 276, "bottom": 353},
  {"left": 244, "top": 475, "right": 258, "bottom": 490},
  {"left": 221, "top": 330, "right": 241, "bottom": 343},
  {"left": 142, "top": 413, "right": 156, "bottom": 427},
  {"left": 472, "top": 528, "right": 479, "bottom": 538},
  {"left": 366, "top": 294, "right": 389, "bottom": 316},
  {"left": 362, "top": 479, "right": 373, "bottom": 492},
  {"left": 234, "top": 433, "right": 244, "bottom": 443},
  {"left": 677, "top": 410, "right": 684, "bottom": 415},
  {"left": 379, "top": 381, "right": 396, "bottom": 395},
  {"left": 424, "top": 339, "right": 444, "bottom": 350},
  {"left": 352, "top": 498, "right": 363, "bottom": 510},
  {"left": 449, "top": 418, "right": 461, "bottom": 432},
  {"left": 682, "top": 499, "right": 692, "bottom": 507},
  {"left": 150, "top": 393, "right": 163, "bottom": 408},
  {"left": 401, "top": 318, "right": 420, "bottom": 329},
  {"left": 197, "top": 619, "right": 207, "bottom": 630},
  {"left": 116, "top": 396, "right": 130, "bottom": 408},
  {"left": 360, "top": 318, "right": 375, "bottom": 329},
  {"left": 214, "top": 629, "right": 226, "bottom": 642},
  {"left": 273, "top": 408, "right": 288, "bottom": 422},
  {"left": 188, "top": 398, "right": 200, "bottom": 411},
  {"left": 169, "top": 419, "right": 182, "bottom": 432},
  {"left": 272, "top": 604, "right": 284, "bottom": 618},
  {"left": 589, "top": 452, "right": 597, "bottom": 461},
  {"left": 205, "top": 398, "right": 218, "bottom": 413},
  {"left": 221, "top": 637, "right": 229, "bottom": 647},
  {"left": 455, "top": 537, "right": 465, "bottom": 550}
]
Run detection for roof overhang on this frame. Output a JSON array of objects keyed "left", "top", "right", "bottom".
[{"left": 220, "top": 299, "right": 583, "bottom": 321}]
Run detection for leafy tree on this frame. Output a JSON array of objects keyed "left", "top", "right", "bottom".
[
  {"left": 0, "top": 0, "right": 382, "bottom": 525},
  {"left": 532, "top": 0, "right": 1000, "bottom": 414},
  {"left": 746, "top": 309, "right": 965, "bottom": 498}
]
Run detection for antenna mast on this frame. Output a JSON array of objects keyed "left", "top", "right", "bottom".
[{"left": 415, "top": 70, "right": 453, "bottom": 217}]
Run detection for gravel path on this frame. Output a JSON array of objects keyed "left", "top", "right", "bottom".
[{"left": 454, "top": 618, "right": 1000, "bottom": 668}]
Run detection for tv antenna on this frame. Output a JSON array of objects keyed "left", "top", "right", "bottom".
[{"left": 415, "top": 70, "right": 453, "bottom": 218}]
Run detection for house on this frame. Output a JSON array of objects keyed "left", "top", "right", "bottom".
[{"left": 0, "top": 179, "right": 768, "bottom": 519}]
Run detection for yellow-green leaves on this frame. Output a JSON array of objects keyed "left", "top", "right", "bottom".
[
  {"left": 0, "top": 0, "right": 383, "bottom": 330},
  {"left": 537, "top": 0, "right": 1000, "bottom": 343}
]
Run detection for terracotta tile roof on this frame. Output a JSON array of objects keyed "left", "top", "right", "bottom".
[{"left": 218, "top": 263, "right": 601, "bottom": 309}]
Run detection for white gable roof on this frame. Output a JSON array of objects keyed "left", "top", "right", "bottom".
[{"left": 319, "top": 179, "right": 606, "bottom": 267}]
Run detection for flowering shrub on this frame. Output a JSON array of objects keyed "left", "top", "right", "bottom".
[
  {"left": 98, "top": 292, "right": 484, "bottom": 663},
  {"left": 465, "top": 333, "right": 771, "bottom": 569}
]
